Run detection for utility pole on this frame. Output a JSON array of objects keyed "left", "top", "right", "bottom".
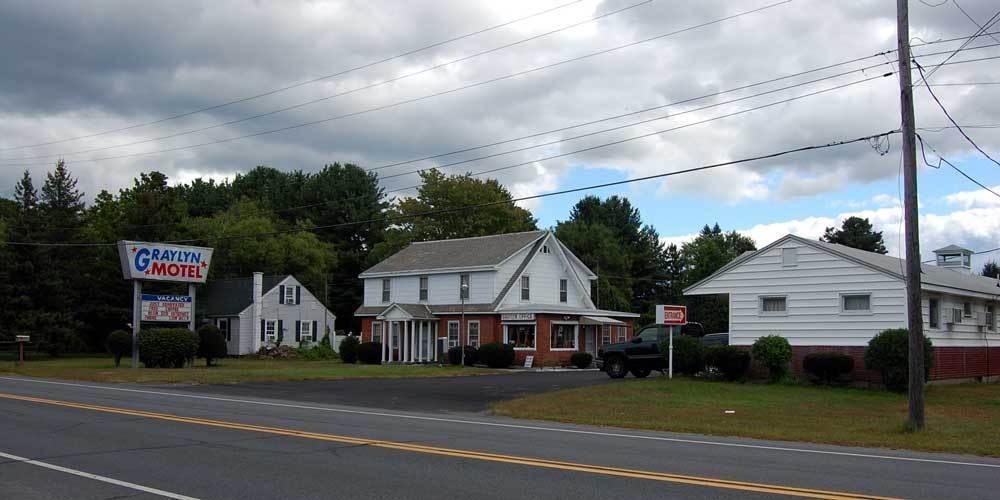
[{"left": 896, "top": 0, "right": 925, "bottom": 430}]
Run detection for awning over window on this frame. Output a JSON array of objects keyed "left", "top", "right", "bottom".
[{"left": 580, "top": 316, "right": 624, "bottom": 325}]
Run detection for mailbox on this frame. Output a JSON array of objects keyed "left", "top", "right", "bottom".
[{"left": 15, "top": 335, "right": 29, "bottom": 342}]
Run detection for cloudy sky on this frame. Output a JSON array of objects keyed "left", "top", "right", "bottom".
[{"left": 1, "top": 0, "right": 998, "bottom": 266}]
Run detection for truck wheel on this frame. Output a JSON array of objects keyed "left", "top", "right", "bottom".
[
  {"left": 606, "top": 357, "right": 627, "bottom": 379},
  {"left": 630, "top": 368, "right": 651, "bottom": 378}
]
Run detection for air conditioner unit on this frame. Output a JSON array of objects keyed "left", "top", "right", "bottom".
[{"left": 950, "top": 308, "right": 964, "bottom": 325}]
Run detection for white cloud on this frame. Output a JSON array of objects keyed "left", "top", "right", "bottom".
[{"left": 944, "top": 185, "right": 1000, "bottom": 209}]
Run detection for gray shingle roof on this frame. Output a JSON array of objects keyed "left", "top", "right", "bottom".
[
  {"left": 360, "top": 231, "right": 546, "bottom": 276},
  {"left": 200, "top": 275, "right": 287, "bottom": 317},
  {"left": 933, "top": 244, "right": 973, "bottom": 254}
]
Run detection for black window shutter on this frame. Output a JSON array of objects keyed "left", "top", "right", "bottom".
[
  {"left": 277, "top": 320, "right": 284, "bottom": 344},
  {"left": 260, "top": 319, "right": 265, "bottom": 341},
  {"left": 295, "top": 320, "right": 301, "bottom": 342},
  {"left": 296, "top": 286, "right": 301, "bottom": 305},
  {"left": 312, "top": 320, "right": 318, "bottom": 340},
  {"left": 279, "top": 285, "right": 285, "bottom": 304}
]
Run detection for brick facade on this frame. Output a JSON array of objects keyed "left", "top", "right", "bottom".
[{"left": 786, "top": 345, "right": 1000, "bottom": 382}]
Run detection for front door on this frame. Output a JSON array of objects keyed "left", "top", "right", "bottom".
[{"left": 584, "top": 326, "right": 597, "bottom": 357}]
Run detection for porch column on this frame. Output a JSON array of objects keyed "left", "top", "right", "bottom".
[
  {"left": 389, "top": 321, "right": 396, "bottom": 363},
  {"left": 433, "top": 322, "right": 438, "bottom": 362},
  {"left": 420, "top": 322, "right": 426, "bottom": 362},
  {"left": 381, "top": 324, "right": 387, "bottom": 363},
  {"left": 406, "top": 321, "right": 412, "bottom": 363},
  {"left": 410, "top": 321, "right": 417, "bottom": 362}
]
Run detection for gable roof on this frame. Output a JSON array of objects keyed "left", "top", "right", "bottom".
[
  {"left": 933, "top": 244, "right": 973, "bottom": 255},
  {"left": 360, "top": 231, "right": 547, "bottom": 276},
  {"left": 201, "top": 275, "right": 288, "bottom": 317},
  {"left": 685, "top": 234, "right": 1000, "bottom": 298}
]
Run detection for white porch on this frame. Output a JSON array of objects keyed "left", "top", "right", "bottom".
[{"left": 376, "top": 304, "right": 439, "bottom": 364}]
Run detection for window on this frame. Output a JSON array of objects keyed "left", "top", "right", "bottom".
[
  {"left": 601, "top": 325, "right": 611, "bottom": 345},
  {"left": 459, "top": 274, "right": 470, "bottom": 300},
  {"left": 760, "top": 296, "right": 787, "bottom": 314},
  {"left": 419, "top": 276, "right": 429, "bottom": 301},
  {"left": 988, "top": 304, "right": 996, "bottom": 331},
  {"left": 391, "top": 322, "right": 400, "bottom": 347},
  {"left": 300, "top": 321, "right": 313, "bottom": 342},
  {"left": 505, "top": 324, "right": 536, "bottom": 349},
  {"left": 929, "top": 298, "right": 940, "bottom": 329},
  {"left": 264, "top": 320, "right": 277, "bottom": 343},
  {"left": 637, "top": 327, "right": 660, "bottom": 342},
  {"left": 217, "top": 319, "right": 230, "bottom": 342},
  {"left": 964, "top": 302, "right": 973, "bottom": 318},
  {"left": 559, "top": 279, "right": 568, "bottom": 303},
  {"left": 550, "top": 323, "right": 577, "bottom": 350},
  {"left": 782, "top": 247, "right": 797, "bottom": 267},
  {"left": 467, "top": 321, "right": 480, "bottom": 348},
  {"left": 372, "top": 322, "right": 383, "bottom": 343},
  {"left": 381, "top": 279, "right": 391, "bottom": 303},
  {"left": 448, "top": 321, "right": 460, "bottom": 348},
  {"left": 284, "top": 286, "right": 297, "bottom": 305},
  {"left": 842, "top": 294, "right": 871, "bottom": 313},
  {"left": 541, "top": 245, "right": 550, "bottom": 254},
  {"left": 520, "top": 276, "right": 530, "bottom": 301},
  {"left": 616, "top": 326, "right": 627, "bottom": 343}
]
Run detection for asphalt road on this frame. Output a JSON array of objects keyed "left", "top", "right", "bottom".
[
  {"left": 1, "top": 374, "right": 998, "bottom": 500},
  {"left": 177, "top": 370, "right": 616, "bottom": 413}
]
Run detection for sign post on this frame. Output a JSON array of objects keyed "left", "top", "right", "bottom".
[
  {"left": 655, "top": 305, "right": 688, "bottom": 380},
  {"left": 118, "top": 241, "right": 214, "bottom": 368}
]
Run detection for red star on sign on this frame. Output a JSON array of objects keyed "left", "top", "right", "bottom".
[
  {"left": 131, "top": 247, "right": 138, "bottom": 253},
  {"left": 200, "top": 261, "right": 208, "bottom": 268}
]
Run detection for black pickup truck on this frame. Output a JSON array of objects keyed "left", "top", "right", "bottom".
[{"left": 596, "top": 322, "right": 725, "bottom": 378}]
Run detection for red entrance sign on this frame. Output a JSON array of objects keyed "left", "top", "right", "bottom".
[{"left": 656, "top": 305, "right": 687, "bottom": 325}]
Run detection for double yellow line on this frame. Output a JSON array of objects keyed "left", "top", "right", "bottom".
[{"left": 0, "top": 392, "right": 897, "bottom": 500}]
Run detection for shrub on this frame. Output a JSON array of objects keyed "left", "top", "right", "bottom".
[
  {"left": 319, "top": 332, "right": 332, "bottom": 348},
  {"left": 803, "top": 352, "right": 855, "bottom": 384},
  {"left": 197, "top": 324, "right": 228, "bottom": 366},
  {"left": 106, "top": 330, "right": 132, "bottom": 368},
  {"left": 704, "top": 346, "right": 751, "bottom": 381},
  {"left": 478, "top": 342, "right": 515, "bottom": 368},
  {"left": 660, "top": 335, "right": 704, "bottom": 375},
  {"left": 446, "top": 346, "right": 477, "bottom": 365},
  {"left": 339, "top": 335, "right": 360, "bottom": 364},
  {"left": 137, "top": 328, "right": 199, "bottom": 368},
  {"left": 463, "top": 346, "right": 478, "bottom": 366},
  {"left": 570, "top": 352, "right": 593, "bottom": 369},
  {"left": 294, "top": 343, "right": 338, "bottom": 360},
  {"left": 865, "top": 329, "right": 934, "bottom": 392},
  {"left": 357, "top": 342, "right": 383, "bottom": 364},
  {"left": 751, "top": 335, "right": 793, "bottom": 382}
]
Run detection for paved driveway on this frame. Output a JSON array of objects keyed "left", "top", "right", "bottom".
[{"left": 180, "top": 370, "right": 619, "bottom": 413}]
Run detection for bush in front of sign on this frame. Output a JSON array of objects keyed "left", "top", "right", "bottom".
[
  {"left": 660, "top": 335, "right": 704, "bottom": 375},
  {"left": 197, "top": 324, "right": 228, "bottom": 367},
  {"left": 339, "top": 335, "right": 360, "bottom": 364},
  {"left": 357, "top": 342, "right": 382, "bottom": 364},
  {"left": 137, "top": 328, "right": 199, "bottom": 368},
  {"left": 477, "top": 342, "right": 515, "bottom": 368},
  {"left": 106, "top": 330, "right": 132, "bottom": 368},
  {"left": 704, "top": 346, "right": 750, "bottom": 382}
]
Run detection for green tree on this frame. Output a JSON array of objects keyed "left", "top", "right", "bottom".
[
  {"left": 372, "top": 169, "right": 536, "bottom": 260},
  {"left": 681, "top": 224, "right": 756, "bottom": 333},
  {"left": 117, "top": 171, "right": 187, "bottom": 241},
  {"left": 821, "top": 216, "right": 887, "bottom": 254},
  {"left": 982, "top": 261, "right": 999, "bottom": 279}
]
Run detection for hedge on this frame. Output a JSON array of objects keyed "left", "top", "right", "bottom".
[
  {"left": 447, "top": 345, "right": 478, "bottom": 366},
  {"left": 803, "top": 352, "right": 855, "bottom": 384},
  {"left": 339, "top": 335, "right": 360, "bottom": 364},
  {"left": 137, "top": 328, "right": 199, "bottom": 368},
  {"left": 864, "top": 328, "right": 934, "bottom": 391},
  {"left": 478, "top": 342, "right": 515, "bottom": 368},
  {"left": 197, "top": 323, "right": 228, "bottom": 366},
  {"left": 357, "top": 342, "right": 382, "bottom": 364},
  {"left": 660, "top": 335, "right": 704, "bottom": 375},
  {"left": 704, "top": 346, "right": 751, "bottom": 381},
  {"left": 570, "top": 352, "right": 593, "bottom": 369},
  {"left": 106, "top": 330, "right": 132, "bottom": 368}
]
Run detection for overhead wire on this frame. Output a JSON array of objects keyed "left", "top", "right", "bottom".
[
  {"left": 916, "top": 133, "right": 1000, "bottom": 198},
  {"left": 0, "top": 0, "right": 587, "bottom": 152}
]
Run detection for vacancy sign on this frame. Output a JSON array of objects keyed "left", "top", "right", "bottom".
[
  {"left": 656, "top": 305, "right": 687, "bottom": 325},
  {"left": 141, "top": 295, "right": 192, "bottom": 322}
]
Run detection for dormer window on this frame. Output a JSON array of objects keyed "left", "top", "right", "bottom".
[{"left": 541, "top": 245, "right": 550, "bottom": 254}]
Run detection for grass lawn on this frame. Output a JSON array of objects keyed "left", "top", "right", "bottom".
[
  {"left": 492, "top": 377, "right": 1000, "bottom": 457},
  {"left": 0, "top": 356, "right": 499, "bottom": 384}
]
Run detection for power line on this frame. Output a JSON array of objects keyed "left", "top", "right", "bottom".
[
  {"left": 927, "top": 82, "right": 1000, "bottom": 86},
  {"left": 913, "top": 58, "right": 1000, "bottom": 168},
  {"left": 1, "top": 129, "right": 899, "bottom": 247},
  {"left": 0, "top": 1, "right": 795, "bottom": 168},
  {"left": 917, "top": 7, "right": 1000, "bottom": 82},
  {"left": 0, "top": 0, "right": 654, "bottom": 163},
  {"left": 0, "top": 0, "right": 586, "bottom": 153},
  {"left": 916, "top": 133, "right": 1000, "bottom": 198},
  {"left": 952, "top": 0, "right": 1000, "bottom": 44}
]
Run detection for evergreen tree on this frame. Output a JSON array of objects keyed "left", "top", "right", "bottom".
[
  {"left": 983, "top": 261, "right": 1000, "bottom": 280},
  {"left": 821, "top": 216, "right": 888, "bottom": 254}
]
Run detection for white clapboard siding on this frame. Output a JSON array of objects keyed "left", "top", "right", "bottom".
[
  {"left": 494, "top": 244, "right": 532, "bottom": 297},
  {"left": 362, "top": 272, "right": 494, "bottom": 306},
  {"left": 498, "top": 242, "right": 588, "bottom": 308},
  {"left": 923, "top": 293, "right": 1000, "bottom": 346}
]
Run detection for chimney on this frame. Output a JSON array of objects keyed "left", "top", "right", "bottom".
[
  {"left": 252, "top": 272, "right": 263, "bottom": 349},
  {"left": 932, "top": 245, "right": 973, "bottom": 275}
]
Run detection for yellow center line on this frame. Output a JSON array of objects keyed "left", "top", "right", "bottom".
[{"left": 0, "top": 392, "right": 898, "bottom": 500}]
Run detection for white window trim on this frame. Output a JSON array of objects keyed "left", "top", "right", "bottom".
[
  {"left": 467, "top": 320, "right": 480, "bottom": 347},
  {"left": 928, "top": 297, "right": 941, "bottom": 330},
  {"left": 284, "top": 286, "right": 297, "bottom": 305},
  {"left": 381, "top": 279, "right": 391, "bottom": 303},
  {"left": 520, "top": 275, "right": 530, "bottom": 302},
  {"left": 781, "top": 247, "right": 798, "bottom": 267},
  {"left": 419, "top": 276, "right": 429, "bottom": 302},
  {"left": 963, "top": 302, "right": 973, "bottom": 318},
  {"left": 447, "top": 320, "right": 460, "bottom": 348},
  {"left": 549, "top": 321, "right": 579, "bottom": 351},
  {"left": 372, "top": 321, "right": 384, "bottom": 343},
  {"left": 601, "top": 324, "right": 611, "bottom": 345},
  {"left": 839, "top": 292, "right": 873, "bottom": 315},
  {"left": 503, "top": 323, "right": 537, "bottom": 351},
  {"left": 616, "top": 325, "right": 627, "bottom": 343},
  {"left": 559, "top": 279, "right": 568, "bottom": 303},
  {"left": 264, "top": 320, "right": 278, "bottom": 343},
  {"left": 759, "top": 295, "right": 788, "bottom": 316}
]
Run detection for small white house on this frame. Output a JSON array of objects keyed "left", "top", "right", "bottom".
[
  {"left": 684, "top": 234, "right": 1000, "bottom": 381},
  {"left": 201, "top": 272, "right": 336, "bottom": 355}
]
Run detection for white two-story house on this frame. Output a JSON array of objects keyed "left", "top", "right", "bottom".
[
  {"left": 355, "top": 231, "right": 638, "bottom": 365},
  {"left": 684, "top": 234, "right": 1000, "bottom": 381}
]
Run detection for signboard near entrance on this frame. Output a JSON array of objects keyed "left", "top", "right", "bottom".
[
  {"left": 118, "top": 240, "right": 214, "bottom": 283},
  {"left": 524, "top": 355, "right": 534, "bottom": 368},
  {"left": 141, "top": 294, "right": 192, "bottom": 322},
  {"left": 655, "top": 305, "right": 687, "bottom": 325}
]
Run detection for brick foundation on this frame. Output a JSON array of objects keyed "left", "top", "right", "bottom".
[{"left": 785, "top": 345, "right": 1000, "bottom": 382}]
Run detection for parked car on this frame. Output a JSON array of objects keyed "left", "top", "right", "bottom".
[{"left": 596, "top": 323, "right": 728, "bottom": 378}]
